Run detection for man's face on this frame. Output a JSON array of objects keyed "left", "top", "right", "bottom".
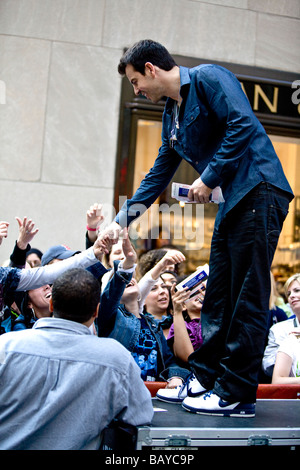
[{"left": 125, "top": 63, "right": 164, "bottom": 104}]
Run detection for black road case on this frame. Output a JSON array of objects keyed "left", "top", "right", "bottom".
[{"left": 136, "top": 398, "right": 300, "bottom": 450}]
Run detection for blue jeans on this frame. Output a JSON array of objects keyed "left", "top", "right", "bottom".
[{"left": 189, "top": 183, "right": 291, "bottom": 402}]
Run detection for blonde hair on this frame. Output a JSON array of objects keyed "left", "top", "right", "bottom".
[
  {"left": 284, "top": 273, "right": 300, "bottom": 299},
  {"left": 270, "top": 271, "right": 279, "bottom": 310}
]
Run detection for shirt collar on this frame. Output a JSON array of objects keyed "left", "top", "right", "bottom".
[
  {"left": 33, "top": 317, "right": 92, "bottom": 335},
  {"left": 165, "top": 66, "right": 190, "bottom": 113},
  {"left": 179, "top": 66, "right": 191, "bottom": 88}
]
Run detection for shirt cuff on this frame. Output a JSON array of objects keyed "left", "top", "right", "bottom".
[
  {"left": 117, "top": 262, "right": 137, "bottom": 273},
  {"left": 200, "top": 167, "right": 223, "bottom": 189}
]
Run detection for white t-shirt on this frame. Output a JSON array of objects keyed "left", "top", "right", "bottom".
[{"left": 278, "top": 334, "right": 300, "bottom": 378}]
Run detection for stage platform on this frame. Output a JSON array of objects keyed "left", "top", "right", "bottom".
[{"left": 136, "top": 398, "right": 300, "bottom": 450}]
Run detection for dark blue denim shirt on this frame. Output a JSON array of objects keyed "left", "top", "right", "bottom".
[
  {"left": 98, "top": 261, "right": 190, "bottom": 382},
  {"left": 116, "top": 64, "right": 293, "bottom": 229}
]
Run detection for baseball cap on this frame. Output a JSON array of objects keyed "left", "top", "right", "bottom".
[{"left": 41, "top": 245, "right": 80, "bottom": 266}]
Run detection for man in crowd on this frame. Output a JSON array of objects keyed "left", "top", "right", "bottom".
[{"left": 0, "top": 268, "right": 153, "bottom": 450}]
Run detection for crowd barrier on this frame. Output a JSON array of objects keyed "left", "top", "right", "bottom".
[
  {"left": 144, "top": 381, "right": 300, "bottom": 399},
  {"left": 256, "top": 383, "right": 300, "bottom": 399}
]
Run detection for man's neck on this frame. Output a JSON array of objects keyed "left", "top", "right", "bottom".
[{"left": 166, "top": 66, "right": 181, "bottom": 103}]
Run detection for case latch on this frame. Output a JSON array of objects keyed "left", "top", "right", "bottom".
[
  {"left": 165, "top": 434, "right": 192, "bottom": 447},
  {"left": 248, "top": 434, "right": 272, "bottom": 446}
]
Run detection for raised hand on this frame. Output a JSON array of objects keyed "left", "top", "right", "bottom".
[
  {"left": 15, "top": 216, "right": 39, "bottom": 250},
  {"left": 86, "top": 203, "right": 104, "bottom": 230},
  {"left": 97, "top": 221, "right": 122, "bottom": 254},
  {"left": 122, "top": 228, "right": 137, "bottom": 269},
  {"left": 0, "top": 221, "right": 9, "bottom": 246}
]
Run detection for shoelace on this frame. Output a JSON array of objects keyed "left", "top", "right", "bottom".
[
  {"left": 178, "top": 373, "right": 194, "bottom": 398},
  {"left": 202, "top": 391, "right": 213, "bottom": 400},
  {"left": 189, "top": 375, "right": 199, "bottom": 387}
]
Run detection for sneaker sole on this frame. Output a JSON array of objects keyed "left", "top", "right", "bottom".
[
  {"left": 156, "top": 390, "right": 206, "bottom": 404},
  {"left": 182, "top": 403, "right": 255, "bottom": 417},
  {"left": 156, "top": 395, "right": 185, "bottom": 404}
]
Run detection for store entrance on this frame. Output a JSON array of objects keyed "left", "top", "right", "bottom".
[{"left": 129, "top": 118, "right": 300, "bottom": 275}]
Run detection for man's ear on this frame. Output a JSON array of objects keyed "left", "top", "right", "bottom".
[
  {"left": 49, "top": 298, "right": 54, "bottom": 313},
  {"left": 145, "top": 62, "right": 156, "bottom": 76},
  {"left": 94, "top": 303, "right": 99, "bottom": 320}
]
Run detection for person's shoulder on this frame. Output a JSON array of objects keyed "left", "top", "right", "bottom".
[
  {"left": 0, "top": 327, "right": 33, "bottom": 348},
  {"left": 190, "top": 63, "right": 230, "bottom": 76},
  {"left": 188, "top": 63, "right": 237, "bottom": 95},
  {"left": 270, "top": 316, "right": 296, "bottom": 333},
  {"left": 88, "top": 336, "right": 134, "bottom": 367}
]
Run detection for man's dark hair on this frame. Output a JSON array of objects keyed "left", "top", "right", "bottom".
[
  {"left": 51, "top": 268, "right": 100, "bottom": 324},
  {"left": 118, "top": 39, "right": 177, "bottom": 76}
]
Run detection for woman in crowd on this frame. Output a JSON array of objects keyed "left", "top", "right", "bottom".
[
  {"left": 272, "top": 273, "right": 300, "bottom": 384},
  {"left": 263, "top": 273, "right": 300, "bottom": 378},
  {"left": 98, "top": 230, "right": 190, "bottom": 387},
  {"left": 143, "top": 277, "right": 173, "bottom": 338},
  {"left": 167, "top": 283, "right": 205, "bottom": 365},
  {"left": 12, "top": 284, "right": 52, "bottom": 330}
]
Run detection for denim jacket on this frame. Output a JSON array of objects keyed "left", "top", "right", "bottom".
[
  {"left": 98, "top": 261, "right": 190, "bottom": 382},
  {"left": 116, "top": 64, "right": 293, "bottom": 229}
]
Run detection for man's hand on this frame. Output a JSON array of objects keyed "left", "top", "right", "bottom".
[
  {"left": 121, "top": 228, "right": 137, "bottom": 270},
  {"left": 93, "top": 235, "right": 111, "bottom": 261},
  {"left": 188, "top": 177, "right": 212, "bottom": 203},
  {"left": 97, "top": 221, "right": 122, "bottom": 254},
  {"left": 0, "top": 221, "right": 9, "bottom": 246}
]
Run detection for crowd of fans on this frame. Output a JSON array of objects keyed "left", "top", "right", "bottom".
[{"left": 0, "top": 203, "right": 299, "bottom": 449}]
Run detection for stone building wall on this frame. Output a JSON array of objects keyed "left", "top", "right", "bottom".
[{"left": 0, "top": 0, "right": 299, "bottom": 262}]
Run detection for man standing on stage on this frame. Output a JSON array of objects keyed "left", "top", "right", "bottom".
[{"left": 101, "top": 39, "right": 293, "bottom": 417}]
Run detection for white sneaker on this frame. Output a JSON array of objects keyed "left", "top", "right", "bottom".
[
  {"left": 156, "top": 385, "right": 187, "bottom": 403},
  {"left": 187, "top": 374, "right": 207, "bottom": 397},
  {"left": 156, "top": 374, "right": 206, "bottom": 404},
  {"left": 182, "top": 391, "right": 256, "bottom": 417}
]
